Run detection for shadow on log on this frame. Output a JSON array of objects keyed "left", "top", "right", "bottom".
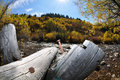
[
  {"left": 0, "top": 24, "right": 21, "bottom": 64},
  {"left": 45, "top": 40, "right": 105, "bottom": 80}
]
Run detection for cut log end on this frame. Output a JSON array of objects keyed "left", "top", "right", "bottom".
[{"left": 46, "top": 40, "right": 105, "bottom": 80}]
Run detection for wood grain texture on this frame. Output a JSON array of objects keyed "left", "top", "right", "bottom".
[
  {"left": 46, "top": 40, "right": 105, "bottom": 80},
  {"left": 0, "top": 24, "right": 21, "bottom": 64},
  {"left": 0, "top": 47, "right": 58, "bottom": 80}
]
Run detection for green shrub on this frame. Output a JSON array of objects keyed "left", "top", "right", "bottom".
[
  {"left": 112, "top": 34, "right": 120, "bottom": 43},
  {"left": 113, "top": 26, "right": 120, "bottom": 34},
  {"left": 56, "top": 32, "right": 70, "bottom": 43},
  {"left": 69, "top": 31, "right": 84, "bottom": 43},
  {"left": 103, "top": 31, "right": 113, "bottom": 43},
  {"left": 45, "top": 32, "right": 57, "bottom": 42}
]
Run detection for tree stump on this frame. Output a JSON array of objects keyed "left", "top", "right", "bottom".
[{"left": 0, "top": 24, "right": 21, "bottom": 64}]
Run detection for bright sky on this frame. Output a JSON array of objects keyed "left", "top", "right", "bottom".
[{"left": 10, "top": 0, "right": 93, "bottom": 23}]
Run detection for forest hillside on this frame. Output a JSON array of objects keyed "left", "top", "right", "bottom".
[{"left": 0, "top": 13, "right": 120, "bottom": 44}]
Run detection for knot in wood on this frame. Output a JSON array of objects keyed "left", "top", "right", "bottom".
[{"left": 29, "top": 67, "right": 35, "bottom": 73}]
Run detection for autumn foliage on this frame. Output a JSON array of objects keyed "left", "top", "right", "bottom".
[{"left": 0, "top": 13, "right": 120, "bottom": 44}]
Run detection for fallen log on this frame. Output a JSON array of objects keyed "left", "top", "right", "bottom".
[
  {"left": 45, "top": 40, "right": 105, "bottom": 80},
  {"left": 0, "top": 24, "right": 21, "bottom": 64},
  {"left": 0, "top": 47, "right": 58, "bottom": 80}
]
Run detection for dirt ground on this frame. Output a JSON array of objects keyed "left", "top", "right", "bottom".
[
  {"left": 19, "top": 41, "right": 120, "bottom": 80},
  {"left": 86, "top": 44, "right": 120, "bottom": 80}
]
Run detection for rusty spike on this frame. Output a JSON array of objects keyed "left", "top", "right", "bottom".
[{"left": 57, "top": 39, "right": 64, "bottom": 54}]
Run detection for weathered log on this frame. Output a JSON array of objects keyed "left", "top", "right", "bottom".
[
  {"left": 0, "top": 47, "right": 58, "bottom": 80},
  {"left": 0, "top": 24, "right": 21, "bottom": 64},
  {"left": 45, "top": 40, "right": 105, "bottom": 80}
]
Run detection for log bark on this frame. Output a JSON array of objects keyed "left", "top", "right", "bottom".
[
  {"left": 0, "top": 47, "right": 58, "bottom": 80},
  {"left": 45, "top": 40, "right": 105, "bottom": 80},
  {"left": 0, "top": 24, "right": 21, "bottom": 64}
]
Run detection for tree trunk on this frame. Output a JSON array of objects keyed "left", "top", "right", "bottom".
[
  {"left": 45, "top": 40, "right": 105, "bottom": 80},
  {"left": 0, "top": 24, "right": 21, "bottom": 64},
  {"left": 0, "top": 47, "right": 58, "bottom": 80}
]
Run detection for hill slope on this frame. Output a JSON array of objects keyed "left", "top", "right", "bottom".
[{"left": 0, "top": 13, "right": 120, "bottom": 44}]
